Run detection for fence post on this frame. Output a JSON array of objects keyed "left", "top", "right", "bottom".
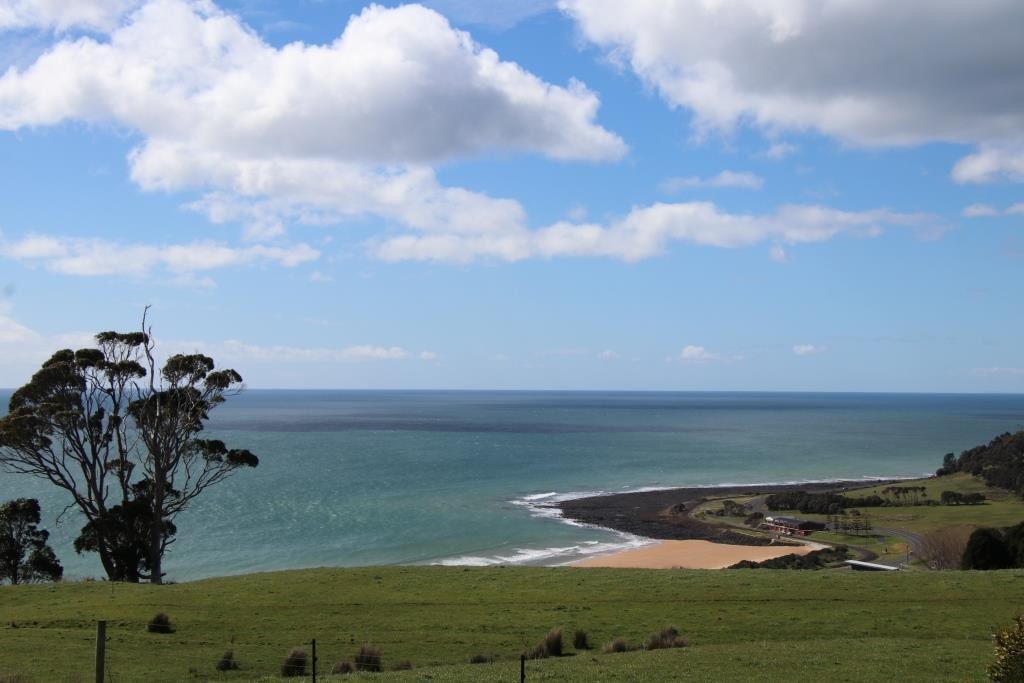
[
  {"left": 520, "top": 653, "right": 525, "bottom": 683},
  {"left": 94, "top": 620, "right": 106, "bottom": 683},
  {"left": 311, "top": 638, "right": 317, "bottom": 683}
]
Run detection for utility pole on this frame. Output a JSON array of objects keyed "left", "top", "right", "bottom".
[
  {"left": 520, "top": 653, "right": 526, "bottom": 683},
  {"left": 94, "top": 621, "right": 106, "bottom": 683},
  {"left": 311, "top": 638, "right": 317, "bottom": 683}
]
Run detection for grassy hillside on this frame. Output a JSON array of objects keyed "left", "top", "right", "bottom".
[{"left": 2, "top": 566, "right": 1022, "bottom": 681}]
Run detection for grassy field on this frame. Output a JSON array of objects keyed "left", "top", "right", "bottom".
[
  {"left": 693, "top": 473, "right": 1024, "bottom": 564},
  {"left": 2, "top": 566, "right": 1023, "bottom": 681}
]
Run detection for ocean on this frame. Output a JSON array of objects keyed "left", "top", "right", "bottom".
[{"left": 1, "top": 390, "right": 1022, "bottom": 581}]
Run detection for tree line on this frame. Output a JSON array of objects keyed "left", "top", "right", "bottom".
[
  {"left": 936, "top": 431, "right": 1024, "bottom": 496},
  {"left": 0, "top": 315, "right": 257, "bottom": 584}
]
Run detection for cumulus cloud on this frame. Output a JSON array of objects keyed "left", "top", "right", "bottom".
[
  {"left": 1008, "top": 203, "right": 1024, "bottom": 216},
  {"left": 0, "top": 1, "right": 624, "bottom": 244},
  {"left": 962, "top": 204, "right": 1000, "bottom": 218},
  {"left": 769, "top": 244, "right": 790, "bottom": 263},
  {"left": 560, "top": 0, "right": 1024, "bottom": 180},
  {"left": 0, "top": 0, "right": 140, "bottom": 32},
  {"left": 761, "top": 142, "right": 798, "bottom": 160},
  {"left": 660, "top": 170, "right": 763, "bottom": 193},
  {"left": 597, "top": 349, "right": 617, "bottom": 360},
  {"left": 374, "top": 201, "right": 931, "bottom": 263},
  {"left": 792, "top": 344, "right": 824, "bottom": 356},
  {"left": 0, "top": 234, "right": 319, "bottom": 278},
  {"left": 952, "top": 146, "right": 1024, "bottom": 184}
]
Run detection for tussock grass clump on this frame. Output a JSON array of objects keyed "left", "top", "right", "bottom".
[
  {"left": 215, "top": 650, "right": 239, "bottom": 671},
  {"left": 331, "top": 661, "right": 354, "bottom": 675},
  {"left": 355, "top": 645, "right": 383, "bottom": 672},
  {"left": 146, "top": 612, "right": 174, "bottom": 634},
  {"left": 525, "top": 628, "right": 564, "bottom": 659},
  {"left": 603, "top": 637, "right": 636, "bottom": 654},
  {"left": 469, "top": 654, "right": 493, "bottom": 664},
  {"left": 280, "top": 648, "right": 307, "bottom": 677},
  {"left": 573, "top": 629, "right": 590, "bottom": 650},
  {"left": 646, "top": 626, "right": 688, "bottom": 650}
]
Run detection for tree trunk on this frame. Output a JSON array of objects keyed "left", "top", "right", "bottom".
[{"left": 150, "top": 471, "right": 165, "bottom": 585}]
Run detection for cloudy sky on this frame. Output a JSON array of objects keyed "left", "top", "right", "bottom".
[{"left": 0, "top": 0, "right": 1022, "bottom": 391}]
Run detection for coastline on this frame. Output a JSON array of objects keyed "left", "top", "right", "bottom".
[{"left": 552, "top": 477, "right": 908, "bottom": 569}]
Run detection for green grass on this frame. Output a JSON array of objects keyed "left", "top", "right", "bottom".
[
  {"left": 2, "top": 566, "right": 1023, "bottom": 681},
  {"left": 763, "top": 474, "right": 1024, "bottom": 542}
]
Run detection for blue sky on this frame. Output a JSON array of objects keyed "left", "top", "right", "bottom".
[{"left": 0, "top": 0, "right": 1022, "bottom": 391}]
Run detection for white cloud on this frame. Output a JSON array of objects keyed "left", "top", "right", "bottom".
[
  {"left": 0, "top": 1, "right": 624, "bottom": 244},
  {"left": 419, "top": 350, "right": 440, "bottom": 361},
  {"left": 792, "top": 344, "right": 824, "bottom": 356},
  {"left": 561, "top": 0, "right": 1024, "bottom": 181},
  {"left": 0, "top": 0, "right": 141, "bottom": 32},
  {"left": 1, "top": 234, "right": 319, "bottom": 278},
  {"left": 962, "top": 203, "right": 1000, "bottom": 218},
  {"left": 761, "top": 142, "right": 798, "bottom": 160},
  {"left": 0, "top": 300, "right": 37, "bottom": 344},
  {"left": 660, "top": 170, "right": 763, "bottom": 193},
  {"left": 376, "top": 201, "right": 931, "bottom": 264},
  {"left": 769, "top": 244, "right": 790, "bottom": 263},
  {"left": 679, "top": 345, "right": 716, "bottom": 362},
  {"left": 972, "top": 367, "right": 1024, "bottom": 377},
  {"left": 1008, "top": 203, "right": 1024, "bottom": 216},
  {"left": 952, "top": 146, "right": 1024, "bottom": 184},
  {"left": 219, "top": 340, "right": 412, "bottom": 362},
  {"left": 597, "top": 349, "right": 617, "bottom": 360},
  {"left": 309, "top": 270, "right": 334, "bottom": 283}
]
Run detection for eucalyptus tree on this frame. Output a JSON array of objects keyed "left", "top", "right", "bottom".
[{"left": 0, "top": 319, "right": 257, "bottom": 583}]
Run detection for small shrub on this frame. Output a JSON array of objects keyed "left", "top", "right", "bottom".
[
  {"left": 393, "top": 661, "right": 414, "bottom": 671},
  {"left": 646, "top": 626, "right": 688, "bottom": 650},
  {"left": 524, "top": 643, "right": 547, "bottom": 660},
  {"left": 603, "top": 637, "right": 634, "bottom": 654},
  {"left": 331, "top": 661, "right": 354, "bottom": 675},
  {"left": 354, "top": 645, "right": 383, "bottom": 672},
  {"left": 146, "top": 612, "right": 174, "bottom": 634},
  {"left": 469, "top": 654, "right": 493, "bottom": 664},
  {"left": 573, "top": 629, "right": 590, "bottom": 650},
  {"left": 989, "top": 615, "right": 1024, "bottom": 681},
  {"left": 280, "top": 648, "right": 307, "bottom": 677},
  {"left": 543, "top": 628, "right": 563, "bottom": 657},
  {"left": 215, "top": 650, "right": 239, "bottom": 671}
]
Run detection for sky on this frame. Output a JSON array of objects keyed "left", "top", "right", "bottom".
[{"left": 0, "top": 0, "right": 1022, "bottom": 392}]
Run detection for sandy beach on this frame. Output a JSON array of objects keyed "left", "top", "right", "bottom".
[{"left": 573, "top": 539, "right": 818, "bottom": 569}]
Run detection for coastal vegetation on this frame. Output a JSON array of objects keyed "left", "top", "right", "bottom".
[
  {"left": 2, "top": 566, "right": 1022, "bottom": 681},
  {"left": 0, "top": 499, "right": 62, "bottom": 585},
  {"left": 0, "top": 322, "right": 258, "bottom": 584}
]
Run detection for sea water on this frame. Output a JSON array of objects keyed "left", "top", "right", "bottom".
[{"left": 1, "top": 390, "right": 1022, "bottom": 581}]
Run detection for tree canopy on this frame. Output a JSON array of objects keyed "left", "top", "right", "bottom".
[{"left": 0, "top": 498, "right": 63, "bottom": 585}]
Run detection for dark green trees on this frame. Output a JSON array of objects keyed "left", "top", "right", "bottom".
[
  {"left": 0, "top": 320, "right": 257, "bottom": 583},
  {"left": 0, "top": 498, "right": 63, "bottom": 584},
  {"left": 962, "top": 528, "right": 1015, "bottom": 570}
]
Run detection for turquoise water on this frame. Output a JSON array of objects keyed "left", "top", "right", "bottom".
[{"left": 1, "top": 390, "right": 1022, "bottom": 581}]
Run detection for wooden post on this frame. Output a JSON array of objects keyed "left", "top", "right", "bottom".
[
  {"left": 310, "top": 638, "right": 317, "bottom": 683},
  {"left": 520, "top": 653, "right": 525, "bottom": 683},
  {"left": 94, "top": 620, "right": 106, "bottom": 683}
]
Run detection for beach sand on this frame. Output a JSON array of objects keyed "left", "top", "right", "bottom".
[{"left": 572, "top": 539, "right": 817, "bottom": 569}]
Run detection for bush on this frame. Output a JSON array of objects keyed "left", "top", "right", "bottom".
[
  {"left": 573, "top": 629, "right": 590, "bottom": 650},
  {"left": 215, "top": 650, "right": 239, "bottom": 671},
  {"left": 645, "top": 626, "right": 688, "bottom": 650},
  {"left": 331, "top": 661, "right": 354, "bottom": 675},
  {"left": 146, "top": 612, "right": 174, "bottom": 634},
  {"left": 603, "top": 637, "right": 635, "bottom": 654},
  {"left": 963, "top": 528, "right": 1014, "bottom": 570},
  {"left": 280, "top": 648, "right": 307, "bottom": 677},
  {"left": 354, "top": 645, "right": 383, "bottom": 672},
  {"left": 989, "top": 615, "right": 1024, "bottom": 681},
  {"left": 469, "top": 654, "right": 493, "bottom": 664}
]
